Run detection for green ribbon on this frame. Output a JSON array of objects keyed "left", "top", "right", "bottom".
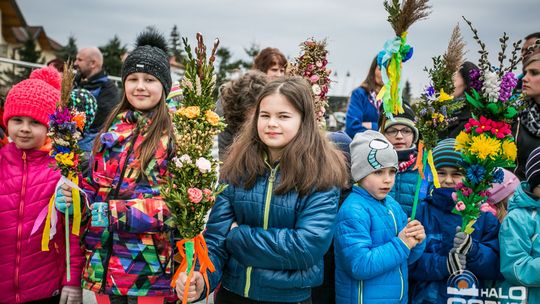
[{"left": 410, "top": 149, "right": 428, "bottom": 220}]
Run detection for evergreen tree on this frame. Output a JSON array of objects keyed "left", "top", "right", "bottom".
[
  {"left": 402, "top": 80, "right": 413, "bottom": 104},
  {"left": 169, "top": 25, "right": 184, "bottom": 64},
  {"left": 58, "top": 34, "right": 78, "bottom": 63},
  {"left": 241, "top": 42, "right": 260, "bottom": 69},
  {"left": 214, "top": 47, "right": 243, "bottom": 98},
  {"left": 99, "top": 35, "right": 127, "bottom": 77}
]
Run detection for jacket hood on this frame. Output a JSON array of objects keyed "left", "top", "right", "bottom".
[
  {"left": 508, "top": 181, "right": 540, "bottom": 211},
  {"left": 427, "top": 187, "right": 456, "bottom": 212}
]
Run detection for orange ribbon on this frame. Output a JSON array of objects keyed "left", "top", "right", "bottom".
[
  {"left": 171, "top": 234, "right": 216, "bottom": 304},
  {"left": 414, "top": 141, "right": 425, "bottom": 178}
]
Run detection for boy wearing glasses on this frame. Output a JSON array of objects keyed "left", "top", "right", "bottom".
[{"left": 381, "top": 106, "right": 427, "bottom": 216}]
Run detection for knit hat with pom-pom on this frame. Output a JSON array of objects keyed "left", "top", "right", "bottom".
[
  {"left": 122, "top": 27, "right": 171, "bottom": 95},
  {"left": 3, "top": 66, "right": 61, "bottom": 127}
]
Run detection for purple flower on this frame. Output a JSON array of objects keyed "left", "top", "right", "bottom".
[
  {"left": 100, "top": 132, "right": 119, "bottom": 148},
  {"left": 469, "top": 69, "right": 483, "bottom": 92},
  {"left": 499, "top": 72, "right": 517, "bottom": 102},
  {"left": 425, "top": 86, "right": 435, "bottom": 97}
]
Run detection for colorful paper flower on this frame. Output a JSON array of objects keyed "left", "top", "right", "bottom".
[
  {"left": 501, "top": 140, "right": 517, "bottom": 161},
  {"left": 468, "top": 134, "right": 501, "bottom": 161},
  {"left": 456, "top": 201, "right": 466, "bottom": 211},
  {"left": 195, "top": 157, "right": 212, "bottom": 173},
  {"left": 205, "top": 110, "right": 220, "bottom": 126},
  {"left": 178, "top": 106, "right": 200, "bottom": 119},
  {"left": 466, "top": 164, "right": 486, "bottom": 185},
  {"left": 187, "top": 187, "right": 203, "bottom": 204}
]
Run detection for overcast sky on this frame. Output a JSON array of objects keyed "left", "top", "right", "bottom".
[{"left": 17, "top": 0, "right": 539, "bottom": 96}]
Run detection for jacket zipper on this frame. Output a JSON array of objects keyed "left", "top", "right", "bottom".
[
  {"left": 388, "top": 209, "right": 404, "bottom": 301},
  {"left": 15, "top": 151, "right": 28, "bottom": 304},
  {"left": 244, "top": 165, "right": 277, "bottom": 298}
]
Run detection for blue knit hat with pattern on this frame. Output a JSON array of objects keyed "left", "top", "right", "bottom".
[{"left": 433, "top": 138, "right": 462, "bottom": 169}]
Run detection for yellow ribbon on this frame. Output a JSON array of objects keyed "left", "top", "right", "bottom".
[
  {"left": 41, "top": 195, "right": 55, "bottom": 251},
  {"left": 427, "top": 150, "right": 440, "bottom": 188},
  {"left": 70, "top": 174, "right": 81, "bottom": 235}
]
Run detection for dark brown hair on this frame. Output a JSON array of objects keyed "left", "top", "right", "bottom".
[
  {"left": 253, "top": 47, "right": 287, "bottom": 74},
  {"left": 92, "top": 92, "right": 172, "bottom": 171},
  {"left": 221, "top": 76, "right": 349, "bottom": 196},
  {"left": 360, "top": 56, "right": 382, "bottom": 93},
  {"left": 221, "top": 70, "right": 268, "bottom": 133}
]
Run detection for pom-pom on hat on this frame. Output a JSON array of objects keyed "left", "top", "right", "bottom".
[
  {"left": 488, "top": 169, "right": 520, "bottom": 204},
  {"left": 526, "top": 146, "right": 540, "bottom": 190},
  {"left": 122, "top": 27, "right": 172, "bottom": 96},
  {"left": 350, "top": 130, "right": 398, "bottom": 182},
  {"left": 70, "top": 88, "right": 97, "bottom": 131},
  {"left": 432, "top": 138, "right": 461, "bottom": 169},
  {"left": 3, "top": 66, "right": 61, "bottom": 127}
]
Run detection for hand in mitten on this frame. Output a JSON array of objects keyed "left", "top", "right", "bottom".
[
  {"left": 446, "top": 250, "right": 467, "bottom": 275},
  {"left": 59, "top": 286, "right": 82, "bottom": 304},
  {"left": 453, "top": 226, "right": 473, "bottom": 255},
  {"left": 91, "top": 202, "right": 108, "bottom": 227},
  {"left": 55, "top": 184, "right": 73, "bottom": 215}
]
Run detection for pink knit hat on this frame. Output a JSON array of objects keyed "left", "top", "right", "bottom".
[
  {"left": 3, "top": 66, "right": 61, "bottom": 127},
  {"left": 488, "top": 169, "right": 520, "bottom": 204}
]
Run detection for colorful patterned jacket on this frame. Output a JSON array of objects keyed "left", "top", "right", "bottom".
[{"left": 81, "top": 110, "right": 175, "bottom": 296}]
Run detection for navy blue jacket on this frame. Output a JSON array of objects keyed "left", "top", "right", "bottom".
[
  {"left": 409, "top": 187, "right": 501, "bottom": 303},
  {"left": 203, "top": 165, "right": 340, "bottom": 302},
  {"left": 334, "top": 185, "right": 425, "bottom": 304},
  {"left": 345, "top": 87, "right": 379, "bottom": 139}
]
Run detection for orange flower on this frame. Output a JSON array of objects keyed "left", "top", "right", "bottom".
[
  {"left": 72, "top": 114, "right": 85, "bottom": 131},
  {"left": 205, "top": 110, "right": 220, "bottom": 126},
  {"left": 178, "top": 106, "right": 200, "bottom": 119}
]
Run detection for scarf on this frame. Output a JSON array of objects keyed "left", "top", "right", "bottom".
[
  {"left": 396, "top": 146, "right": 417, "bottom": 172},
  {"left": 521, "top": 100, "right": 540, "bottom": 137}
]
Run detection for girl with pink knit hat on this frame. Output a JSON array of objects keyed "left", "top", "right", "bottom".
[
  {"left": 0, "top": 66, "right": 85, "bottom": 304},
  {"left": 487, "top": 169, "right": 520, "bottom": 222}
]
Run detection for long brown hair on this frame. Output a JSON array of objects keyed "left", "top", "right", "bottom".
[
  {"left": 221, "top": 76, "right": 349, "bottom": 196},
  {"left": 360, "top": 56, "right": 381, "bottom": 93},
  {"left": 253, "top": 47, "right": 287, "bottom": 74},
  {"left": 91, "top": 92, "right": 173, "bottom": 171}
]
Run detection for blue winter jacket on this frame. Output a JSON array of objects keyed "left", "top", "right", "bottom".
[
  {"left": 334, "top": 185, "right": 425, "bottom": 304},
  {"left": 203, "top": 165, "right": 340, "bottom": 302},
  {"left": 499, "top": 182, "right": 540, "bottom": 304},
  {"left": 345, "top": 87, "right": 379, "bottom": 139},
  {"left": 409, "top": 187, "right": 501, "bottom": 303}
]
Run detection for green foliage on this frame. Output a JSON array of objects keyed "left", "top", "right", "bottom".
[
  {"left": 424, "top": 56, "right": 454, "bottom": 94},
  {"left": 99, "top": 35, "right": 127, "bottom": 77},
  {"left": 169, "top": 25, "right": 184, "bottom": 64},
  {"left": 58, "top": 35, "right": 78, "bottom": 63}
]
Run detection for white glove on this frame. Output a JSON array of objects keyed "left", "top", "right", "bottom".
[{"left": 59, "top": 286, "right": 82, "bottom": 304}]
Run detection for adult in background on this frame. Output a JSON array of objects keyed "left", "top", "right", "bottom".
[
  {"left": 345, "top": 56, "right": 383, "bottom": 139},
  {"left": 514, "top": 53, "right": 540, "bottom": 180},
  {"left": 522, "top": 32, "right": 540, "bottom": 63},
  {"left": 253, "top": 47, "right": 287, "bottom": 79},
  {"left": 74, "top": 47, "right": 119, "bottom": 134}
]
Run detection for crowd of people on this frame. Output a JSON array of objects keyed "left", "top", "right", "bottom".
[{"left": 0, "top": 26, "right": 539, "bottom": 304}]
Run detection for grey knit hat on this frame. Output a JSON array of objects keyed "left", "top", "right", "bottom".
[
  {"left": 350, "top": 130, "right": 398, "bottom": 182},
  {"left": 122, "top": 28, "right": 172, "bottom": 96}
]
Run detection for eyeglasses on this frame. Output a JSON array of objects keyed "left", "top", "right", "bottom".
[{"left": 385, "top": 127, "right": 413, "bottom": 137}]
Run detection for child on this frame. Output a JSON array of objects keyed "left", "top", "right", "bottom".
[
  {"left": 499, "top": 146, "right": 540, "bottom": 303},
  {"left": 0, "top": 67, "right": 84, "bottom": 303},
  {"left": 487, "top": 169, "right": 520, "bottom": 222},
  {"left": 70, "top": 88, "right": 98, "bottom": 177},
  {"left": 409, "top": 138, "right": 501, "bottom": 303},
  {"left": 334, "top": 130, "right": 426, "bottom": 304},
  {"left": 176, "top": 76, "right": 350, "bottom": 303},
  {"left": 381, "top": 105, "right": 428, "bottom": 216},
  {"left": 60, "top": 28, "right": 175, "bottom": 303}
]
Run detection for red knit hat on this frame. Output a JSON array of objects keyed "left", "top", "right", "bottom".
[{"left": 3, "top": 66, "right": 61, "bottom": 127}]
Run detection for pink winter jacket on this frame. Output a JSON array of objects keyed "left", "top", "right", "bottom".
[{"left": 0, "top": 143, "right": 84, "bottom": 303}]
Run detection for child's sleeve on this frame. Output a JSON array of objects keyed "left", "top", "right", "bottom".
[
  {"left": 499, "top": 210, "right": 540, "bottom": 286},
  {"left": 225, "top": 188, "right": 339, "bottom": 270},
  {"left": 334, "top": 204, "right": 410, "bottom": 281},
  {"left": 466, "top": 213, "right": 501, "bottom": 280}
]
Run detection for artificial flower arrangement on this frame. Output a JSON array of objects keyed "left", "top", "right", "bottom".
[
  {"left": 287, "top": 38, "right": 331, "bottom": 126},
  {"left": 43, "top": 63, "right": 85, "bottom": 281},
  {"left": 161, "top": 33, "right": 226, "bottom": 304},
  {"left": 410, "top": 25, "right": 466, "bottom": 219},
  {"left": 378, "top": 0, "right": 431, "bottom": 120},
  {"left": 453, "top": 17, "right": 522, "bottom": 234}
]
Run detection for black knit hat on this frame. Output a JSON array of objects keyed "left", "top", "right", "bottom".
[
  {"left": 122, "top": 28, "right": 172, "bottom": 96},
  {"left": 526, "top": 146, "right": 540, "bottom": 190}
]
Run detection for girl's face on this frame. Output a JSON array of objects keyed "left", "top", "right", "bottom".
[
  {"left": 375, "top": 66, "right": 383, "bottom": 87},
  {"left": 124, "top": 73, "right": 163, "bottom": 111},
  {"left": 522, "top": 61, "right": 540, "bottom": 99},
  {"left": 384, "top": 124, "right": 414, "bottom": 150},
  {"left": 437, "top": 166, "right": 464, "bottom": 188},
  {"left": 266, "top": 64, "right": 285, "bottom": 79},
  {"left": 452, "top": 71, "right": 465, "bottom": 97},
  {"left": 257, "top": 93, "right": 301, "bottom": 161},
  {"left": 8, "top": 116, "right": 47, "bottom": 150},
  {"left": 359, "top": 167, "right": 397, "bottom": 200}
]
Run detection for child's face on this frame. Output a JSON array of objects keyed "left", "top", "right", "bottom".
[
  {"left": 124, "top": 73, "right": 163, "bottom": 111},
  {"left": 257, "top": 93, "right": 301, "bottom": 161},
  {"left": 7, "top": 116, "right": 47, "bottom": 150},
  {"left": 359, "top": 167, "right": 397, "bottom": 200},
  {"left": 437, "top": 166, "right": 464, "bottom": 188},
  {"left": 383, "top": 124, "right": 414, "bottom": 150}
]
